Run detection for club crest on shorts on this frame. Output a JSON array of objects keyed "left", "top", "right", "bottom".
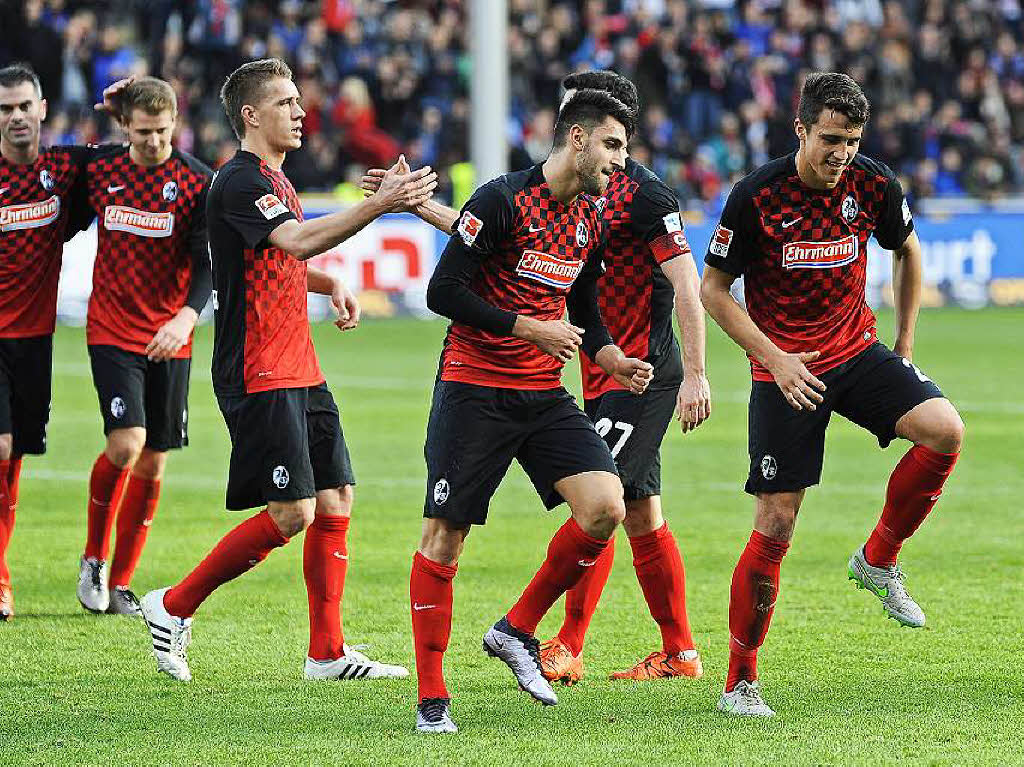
[
  {"left": 272, "top": 465, "right": 290, "bottom": 489},
  {"left": 433, "top": 478, "right": 450, "bottom": 505},
  {"left": 576, "top": 221, "right": 588, "bottom": 247},
  {"left": 163, "top": 181, "right": 178, "bottom": 201},
  {"left": 39, "top": 169, "right": 54, "bottom": 190},
  {"left": 110, "top": 397, "right": 126, "bottom": 419},
  {"left": 761, "top": 455, "right": 777, "bottom": 480},
  {"left": 841, "top": 194, "right": 859, "bottom": 222}
]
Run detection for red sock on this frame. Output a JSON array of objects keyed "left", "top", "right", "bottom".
[
  {"left": 0, "top": 460, "right": 10, "bottom": 584},
  {"left": 630, "top": 523, "right": 695, "bottom": 654},
  {"left": 109, "top": 475, "right": 161, "bottom": 588},
  {"left": 85, "top": 453, "right": 127, "bottom": 561},
  {"left": 557, "top": 536, "right": 615, "bottom": 656},
  {"left": 507, "top": 518, "right": 611, "bottom": 636},
  {"left": 304, "top": 514, "right": 350, "bottom": 661},
  {"left": 864, "top": 446, "right": 959, "bottom": 568},
  {"left": 163, "top": 509, "right": 289, "bottom": 618},
  {"left": 410, "top": 551, "right": 457, "bottom": 702},
  {"left": 725, "top": 530, "right": 789, "bottom": 692}
]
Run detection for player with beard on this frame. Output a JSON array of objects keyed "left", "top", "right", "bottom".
[
  {"left": 137, "top": 58, "right": 437, "bottom": 683},
  {"left": 702, "top": 73, "right": 964, "bottom": 716}
]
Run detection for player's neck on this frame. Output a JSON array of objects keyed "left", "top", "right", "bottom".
[
  {"left": 0, "top": 138, "right": 40, "bottom": 165},
  {"left": 541, "top": 154, "right": 583, "bottom": 204},
  {"left": 128, "top": 145, "right": 172, "bottom": 168},
  {"left": 240, "top": 135, "right": 286, "bottom": 170},
  {"left": 794, "top": 146, "right": 831, "bottom": 191}
]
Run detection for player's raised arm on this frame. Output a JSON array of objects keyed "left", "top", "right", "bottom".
[{"left": 363, "top": 157, "right": 459, "bottom": 234}]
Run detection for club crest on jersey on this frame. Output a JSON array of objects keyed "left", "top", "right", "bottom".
[
  {"left": 0, "top": 195, "right": 61, "bottom": 232},
  {"left": 575, "top": 221, "right": 588, "bottom": 247},
  {"left": 255, "top": 193, "right": 289, "bottom": 220},
  {"left": 594, "top": 196, "right": 607, "bottom": 213},
  {"left": 433, "top": 478, "right": 450, "bottom": 505},
  {"left": 710, "top": 224, "right": 733, "bottom": 257},
  {"left": 457, "top": 210, "right": 483, "bottom": 246},
  {"left": 163, "top": 181, "right": 178, "bottom": 201},
  {"left": 272, "top": 465, "right": 290, "bottom": 489},
  {"left": 761, "top": 455, "right": 777, "bottom": 480},
  {"left": 516, "top": 250, "right": 584, "bottom": 289},
  {"left": 841, "top": 195, "right": 859, "bottom": 222},
  {"left": 39, "top": 169, "right": 54, "bottom": 190},
  {"left": 110, "top": 397, "right": 126, "bottom": 419},
  {"left": 782, "top": 234, "right": 858, "bottom": 270},
  {"left": 104, "top": 205, "right": 174, "bottom": 237}
]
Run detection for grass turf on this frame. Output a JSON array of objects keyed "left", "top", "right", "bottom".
[{"left": 1, "top": 308, "right": 1022, "bottom": 766}]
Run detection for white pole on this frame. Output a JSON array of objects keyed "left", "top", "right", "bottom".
[{"left": 470, "top": 0, "right": 508, "bottom": 183}]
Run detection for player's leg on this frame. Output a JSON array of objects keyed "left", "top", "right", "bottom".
[
  {"left": 0, "top": 430, "right": 12, "bottom": 620},
  {"left": 837, "top": 347, "right": 962, "bottom": 626}
]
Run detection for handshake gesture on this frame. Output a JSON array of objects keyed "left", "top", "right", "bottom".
[{"left": 365, "top": 155, "right": 437, "bottom": 212}]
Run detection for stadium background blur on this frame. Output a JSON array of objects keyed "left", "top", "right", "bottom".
[{"left": 4, "top": 0, "right": 1024, "bottom": 214}]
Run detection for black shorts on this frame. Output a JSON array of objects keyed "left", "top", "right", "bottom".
[
  {"left": 746, "top": 342, "right": 944, "bottom": 494},
  {"left": 0, "top": 335, "right": 53, "bottom": 455},
  {"left": 217, "top": 382, "right": 355, "bottom": 511},
  {"left": 423, "top": 381, "right": 618, "bottom": 526},
  {"left": 584, "top": 384, "right": 678, "bottom": 502},
  {"left": 88, "top": 345, "right": 191, "bottom": 451}
]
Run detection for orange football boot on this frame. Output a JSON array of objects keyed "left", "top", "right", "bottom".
[
  {"left": 610, "top": 650, "right": 703, "bottom": 681},
  {"left": 0, "top": 582, "right": 13, "bottom": 622},
  {"left": 539, "top": 638, "right": 584, "bottom": 685}
]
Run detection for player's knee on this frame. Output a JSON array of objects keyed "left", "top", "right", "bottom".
[
  {"left": 0, "top": 434, "right": 12, "bottom": 461},
  {"left": 580, "top": 493, "right": 626, "bottom": 538},
  {"left": 106, "top": 429, "right": 145, "bottom": 468},
  {"left": 132, "top": 450, "right": 167, "bottom": 481},
  {"left": 316, "top": 484, "right": 354, "bottom": 517},
  {"left": 270, "top": 498, "right": 316, "bottom": 538},
  {"left": 926, "top": 409, "right": 965, "bottom": 453},
  {"left": 419, "top": 518, "right": 468, "bottom": 565}
]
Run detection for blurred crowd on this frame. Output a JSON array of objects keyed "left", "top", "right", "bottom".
[{"left": 4, "top": 0, "right": 1024, "bottom": 212}]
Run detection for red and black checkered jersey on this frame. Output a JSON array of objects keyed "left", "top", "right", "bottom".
[
  {"left": 580, "top": 158, "right": 691, "bottom": 400},
  {"left": 705, "top": 152, "right": 914, "bottom": 382},
  {"left": 207, "top": 150, "right": 323, "bottom": 396},
  {"left": 85, "top": 146, "right": 212, "bottom": 357},
  {"left": 440, "top": 164, "right": 606, "bottom": 389},
  {"left": 0, "top": 145, "right": 91, "bottom": 338}
]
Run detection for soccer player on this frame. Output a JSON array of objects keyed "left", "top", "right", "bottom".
[
  {"left": 701, "top": 73, "right": 964, "bottom": 717},
  {"left": 0, "top": 63, "right": 126, "bottom": 621},
  {"left": 137, "top": 58, "right": 437, "bottom": 682},
  {"left": 363, "top": 71, "right": 711, "bottom": 687},
  {"left": 411, "top": 89, "right": 651, "bottom": 734},
  {"left": 75, "top": 76, "right": 213, "bottom": 616}
]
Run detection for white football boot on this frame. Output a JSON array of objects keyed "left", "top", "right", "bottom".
[
  {"left": 416, "top": 698, "right": 458, "bottom": 734},
  {"left": 848, "top": 546, "right": 926, "bottom": 628},
  {"left": 717, "top": 680, "right": 776, "bottom": 717},
  {"left": 140, "top": 587, "right": 193, "bottom": 682},
  {"left": 303, "top": 644, "right": 409, "bottom": 680},
  {"left": 482, "top": 617, "right": 558, "bottom": 706},
  {"left": 77, "top": 556, "right": 110, "bottom": 613}
]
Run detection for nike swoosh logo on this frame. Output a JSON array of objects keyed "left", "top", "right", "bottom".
[
  {"left": 0, "top": 187, "right": 8, "bottom": 195},
  {"left": 578, "top": 559, "right": 596, "bottom": 567},
  {"left": 107, "top": 184, "right": 125, "bottom": 193},
  {"left": 781, "top": 218, "right": 802, "bottom": 228},
  {"left": 332, "top": 551, "right": 348, "bottom": 560},
  {"left": 413, "top": 603, "right": 436, "bottom": 611},
  {"left": 529, "top": 224, "right": 545, "bottom": 233},
  {"left": 142, "top": 519, "right": 154, "bottom": 527}
]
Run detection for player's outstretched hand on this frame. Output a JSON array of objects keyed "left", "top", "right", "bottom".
[
  {"left": 676, "top": 374, "right": 711, "bottom": 433},
  {"left": 331, "top": 280, "right": 361, "bottom": 331},
  {"left": 146, "top": 309, "right": 197, "bottom": 362},
  {"left": 94, "top": 77, "right": 136, "bottom": 117},
  {"left": 767, "top": 350, "right": 826, "bottom": 411},
  {"left": 513, "top": 317, "right": 583, "bottom": 363},
  {"left": 374, "top": 154, "right": 437, "bottom": 211}
]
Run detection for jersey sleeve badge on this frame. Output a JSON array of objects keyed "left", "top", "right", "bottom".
[
  {"left": 457, "top": 210, "right": 483, "bottom": 246},
  {"left": 255, "top": 193, "right": 289, "bottom": 219},
  {"left": 710, "top": 224, "right": 734, "bottom": 257}
]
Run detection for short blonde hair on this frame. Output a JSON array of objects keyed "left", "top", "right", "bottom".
[{"left": 120, "top": 76, "right": 177, "bottom": 120}]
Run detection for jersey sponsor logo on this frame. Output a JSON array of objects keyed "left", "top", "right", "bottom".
[
  {"left": 663, "top": 211, "right": 682, "bottom": 233},
  {"left": 103, "top": 205, "right": 175, "bottom": 238},
  {"left": 575, "top": 221, "right": 588, "bottom": 247},
  {"left": 841, "top": 195, "right": 859, "bottom": 222},
  {"left": 162, "top": 181, "right": 178, "bottom": 201},
  {"left": 0, "top": 194, "right": 60, "bottom": 232},
  {"left": 457, "top": 210, "right": 482, "bottom": 246},
  {"left": 515, "top": 250, "right": 585, "bottom": 289},
  {"left": 39, "top": 169, "right": 54, "bottom": 190},
  {"left": 901, "top": 198, "right": 912, "bottom": 225},
  {"left": 433, "top": 478, "right": 450, "bottom": 505},
  {"left": 782, "top": 234, "right": 858, "bottom": 270},
  {"left": 710, "top": 224, "right": 733, "bottom": 257},
  {"left": 255, "top": 193, "right": 289, "bottom": 219}
]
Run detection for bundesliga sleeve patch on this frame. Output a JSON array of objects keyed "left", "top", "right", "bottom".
[
  {"left": 902, "top": 198, "right": 912, "bottom": 225},
  {"left": 255, "top": 193, "right": 289, "bottom": 220},
  {"left": 710, "top": 224, "right": 733, "bottom": 257},
  {"left": 457, "top": 210, "right": 483, "bottom": 247},
  {"left": 662, "top": 211, "right": 682, "bottom": 233}
]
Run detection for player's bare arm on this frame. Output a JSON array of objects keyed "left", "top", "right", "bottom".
[
  {"left": 700, "top": 265, "right": 826, "bottom": 411},
  {"left": 268, "top": 164, "right": 437, "bottom": 260},
  {"left": 891, "top": 231, "right": 923, "bottom": 361},
  {"left": 594, "top": 344, "right": 654, "bottom": 395},
  {"left": 361, "top": 158, "right": 459, "bottom": 234},
  {"left": 307, "top": 265, "right": 360, "bottom": 331},
  {"left": 660, "top": 254, "right": 711, "bottom": 432},
  {"left": 145, "top": 307, "right": 199, "bottom": 363}
]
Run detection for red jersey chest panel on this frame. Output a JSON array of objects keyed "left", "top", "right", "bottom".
[
  {"left": 0, "top": 148, "right": 81, "bottom": 337},
  {"left": 745, "top": 168, "right": 888, "bottom": 380},
  {"left": 443, "top": 182, "right": 604, "bottom": 389},
  {"left": 243, "top": 163, "right": 322, "bottom": 394},
  {"left": 86, "top": 150, "right": 208, "bottom": 356}
]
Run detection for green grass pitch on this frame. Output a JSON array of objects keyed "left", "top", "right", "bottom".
[{"left": 2, "top": 308, "right": 1022, "bottom": 766}]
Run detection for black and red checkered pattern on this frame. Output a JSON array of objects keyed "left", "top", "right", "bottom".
[
  {"left": 442, "top": 165, "right": 606, "bottom": 389},
  {"left": 580, "top": 160, "right": 686, "bottom": 399},
  {"left": 86, "top": 147, "right": 211, "bottom": 357},
  {"left": 0, "top": 146, "right": 90, "bottom": 337},
  {"left": 707, "top": 153, "right": 912, "bottom": 381}
]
